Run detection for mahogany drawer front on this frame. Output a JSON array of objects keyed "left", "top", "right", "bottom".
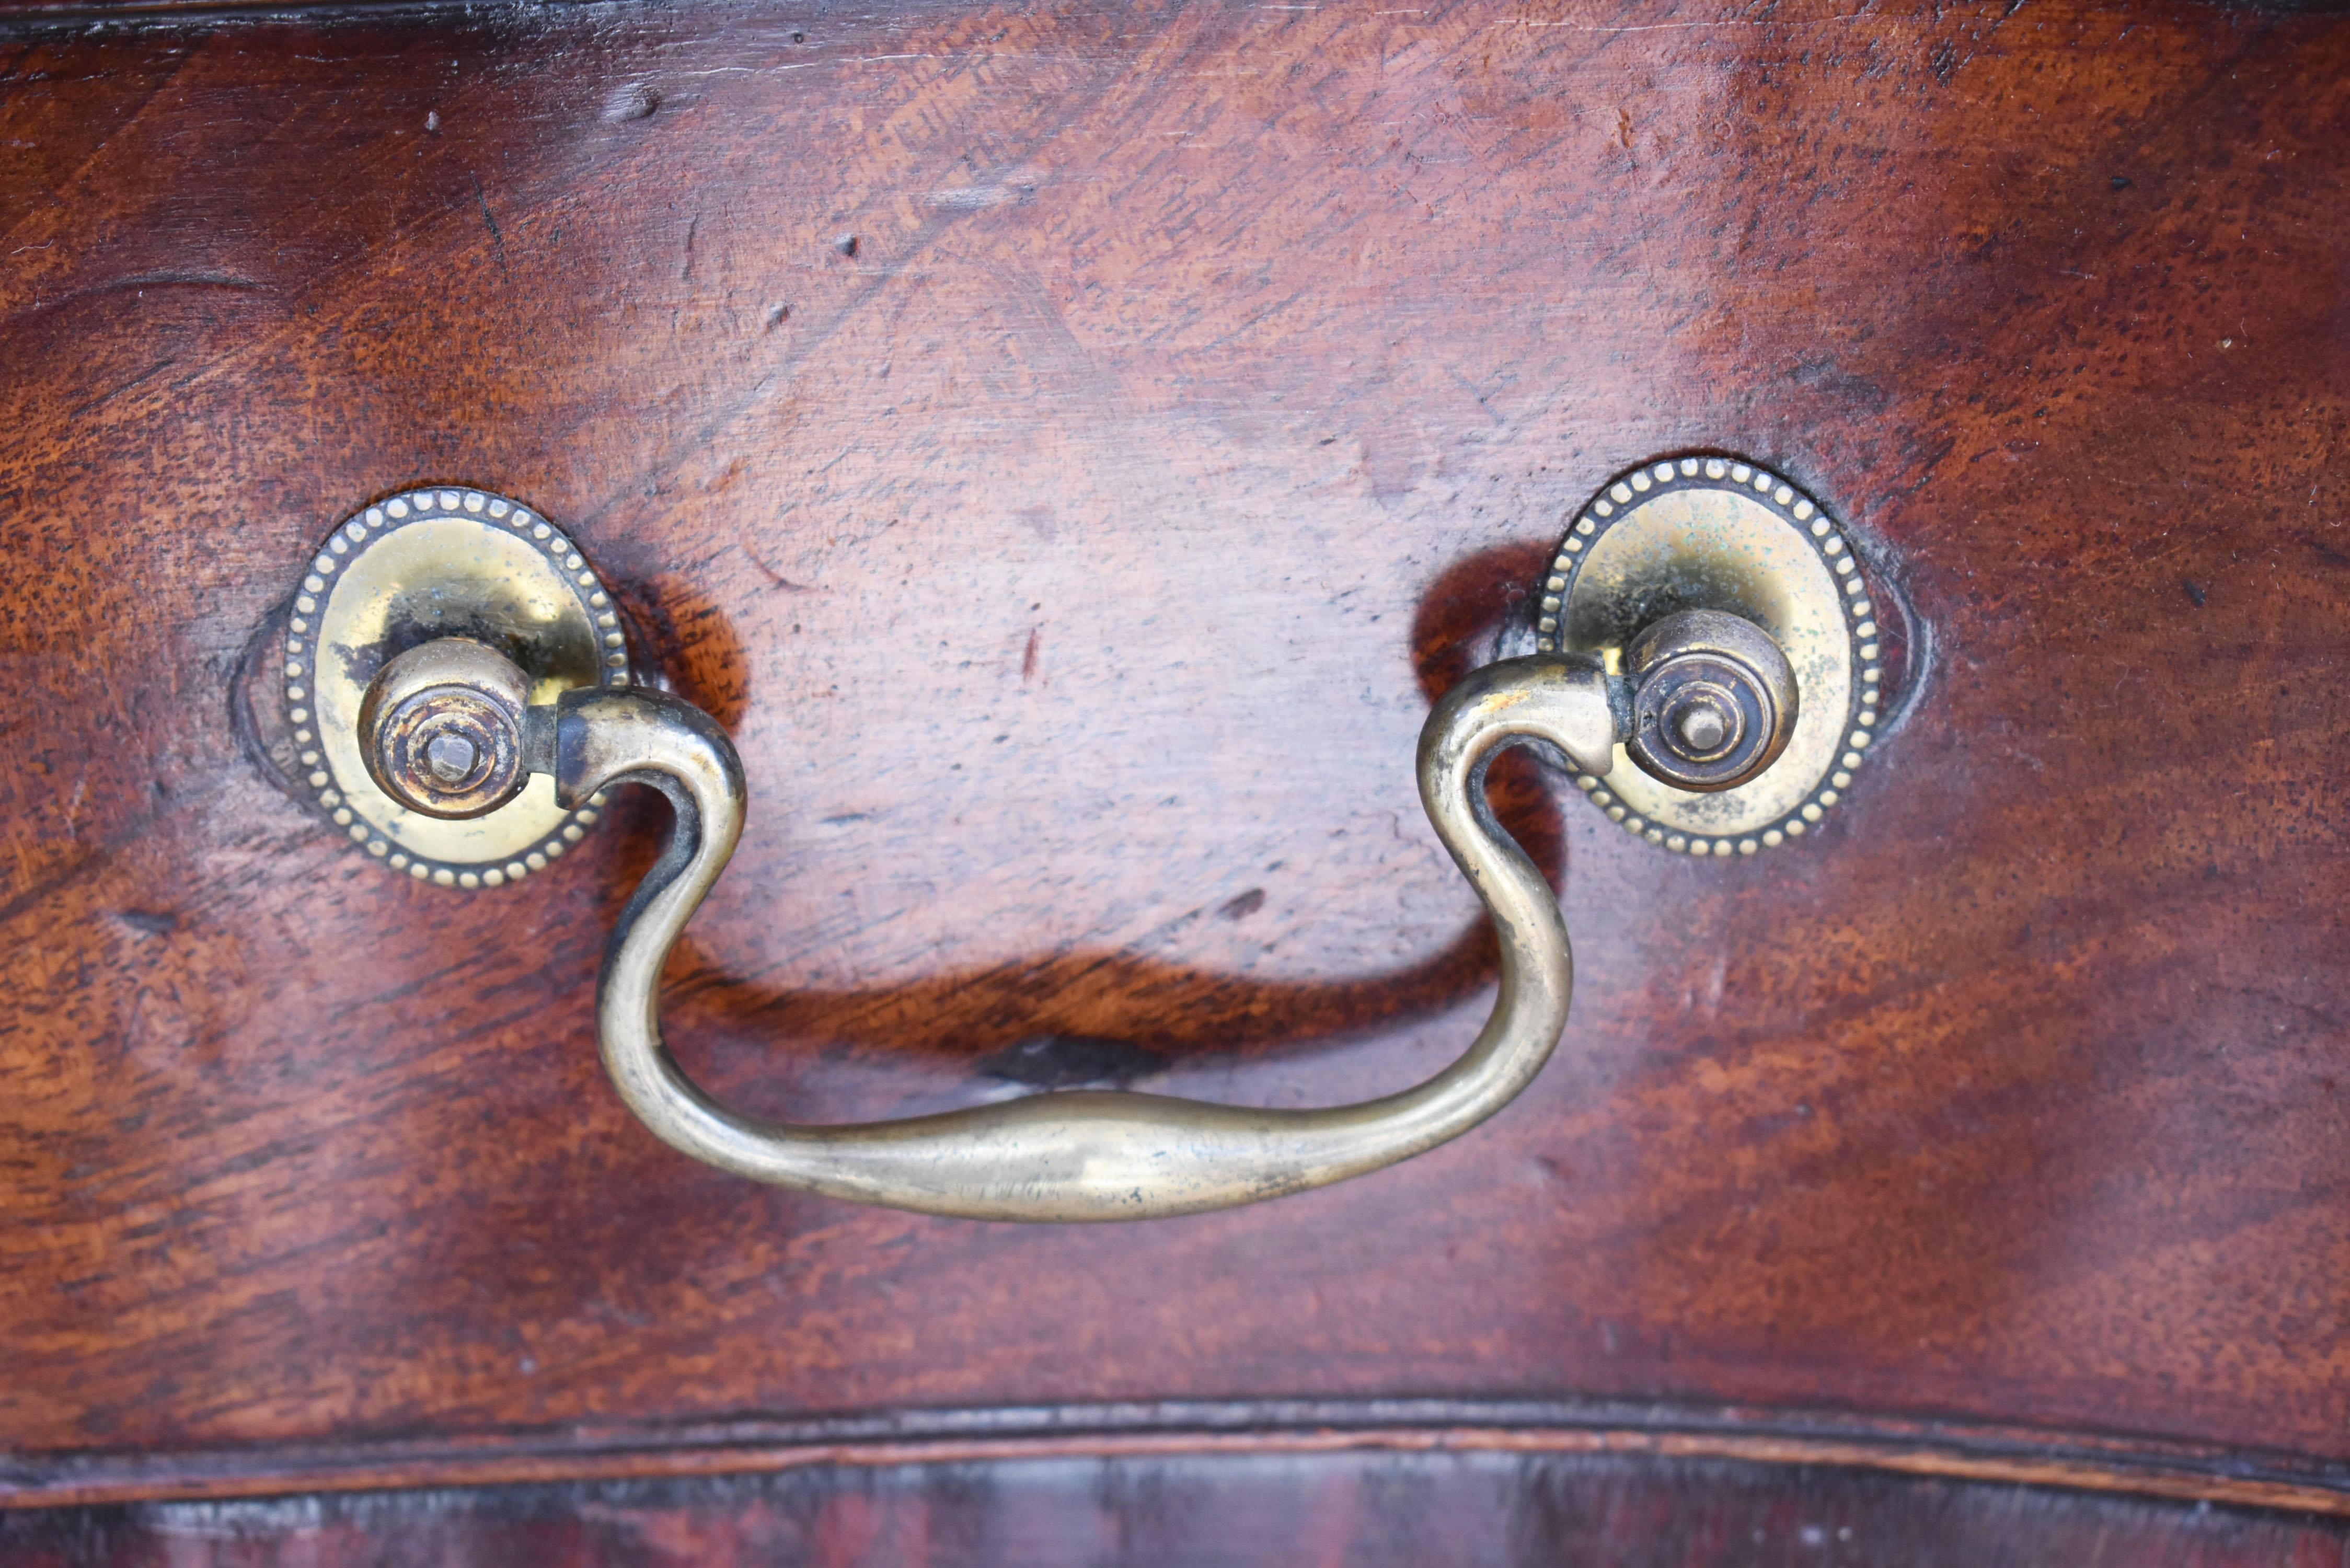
[{"left": 2, "top": 0, "right": 2347, "bottom": 1525}]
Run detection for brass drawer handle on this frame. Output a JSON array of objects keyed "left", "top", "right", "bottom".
[
  {"left": 285, "top": 474, "right": 1843, "bottom": 1219},
  {"left": 549, "top": 654, "right": 1611, "bottom": 1221},
  {"left": 345, "top": 636, "right": 1629, "bottom": 1218}
]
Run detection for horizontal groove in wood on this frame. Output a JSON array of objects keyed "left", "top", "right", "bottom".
[
  {"left": 0, "top": 0, "right": 569, "bottom": 29},
  {"left": 8, "top": 1400, "right": 2350, "bottom": 1515}
]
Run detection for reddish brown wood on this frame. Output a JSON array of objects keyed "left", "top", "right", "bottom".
[
  {"left": 14, "top": 1451, "right": 2350, "bottom": 1567},
  {"left": 2, "top": 0, "right": 2347, "bottom": 1524},
  {"left": 20, "top": 1400, "right": 2350, "bottom": 1516}
]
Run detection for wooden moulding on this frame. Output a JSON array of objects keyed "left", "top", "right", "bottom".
[{"left": 8, "top": 1399, "right": 2350, "bottom": 1514}]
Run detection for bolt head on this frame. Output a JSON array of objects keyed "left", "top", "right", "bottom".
[
  {"left": 1675, "top": 704, "right": 1728, "bottom": 755},
  {"left": 424, "top": 731, "right": 480, "bottom": 783},
  {"left": 1622, "top": 609, "right": 1800, "bottom": 793},
  {"left": 358, "top": 639, "right": 533, "bottom": 819}
]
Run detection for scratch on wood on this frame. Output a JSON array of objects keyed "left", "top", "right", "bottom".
[
  {"left": 67, "top": 357, "right": 177, "bottom": 421},
  {"left": 468, "top": 170, "right": 508, "bottom": 276}
]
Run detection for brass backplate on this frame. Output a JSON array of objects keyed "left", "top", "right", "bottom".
[
  {"left": 281, "top": 488, "right": 631, "bottom": 887},
  {"left": 1537, "top": 458, "right": 1883, "bottom": 855}
]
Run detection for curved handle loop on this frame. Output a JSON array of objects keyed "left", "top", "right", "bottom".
[{"left": 558, "top": 655, "right": 1618, "bottom": 1220}]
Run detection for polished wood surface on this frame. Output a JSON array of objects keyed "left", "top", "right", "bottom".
[
  {"left": 3, "top": 0, "right": 2347, "bottom": 1519},
  {"left": 13, "top": 1452, "right": 2350, "bottom": 1567}
]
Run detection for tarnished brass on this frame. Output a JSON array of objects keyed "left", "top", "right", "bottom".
[
  {"left": 328, "top": 631, "right": 1615, "bottom": 1217},
  {"left": 359, "top": 639, "right": 532, "bottom": 818},
  {"left": 1538, "top": 457, "right": 1881, "bottom": 854},
  {"left": 1621, "top": 609, "right": 1798, "bottom": 792},
  {"left": 293, "top": 495, "right": 1713, "bottom": 1216},
  {"left": 282, "top": 489, "right": 630, "bottom": 886},
  {"left": 290, "top": 466, "right": 1872, "bottom": 1210},
  {"left": 554, "top": 655, "right": 1614, "bottom": 1220}
]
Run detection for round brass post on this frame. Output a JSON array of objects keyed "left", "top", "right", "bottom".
[
  {"left": 359, "top": 639, "right": 534, "bottom": 818},
  {"left": 1621, "top": 609, "right": 1799, "bottom": 793}
]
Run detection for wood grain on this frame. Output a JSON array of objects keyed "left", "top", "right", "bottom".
[
  {"left": 15, "top": 1396, "right": 2350, "bottom": 1515},
  {"left": 2, "top": 0, "right": 2347, "bottom": 1514},
  {"left": 14, "top": 1450, "right": 2350, "bottom": 1567}
]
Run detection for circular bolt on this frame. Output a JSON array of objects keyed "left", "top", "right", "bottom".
[
  {"left": 424, "top": 732, "right": 480, "bottom": 783},
  {"left": 358, "top": 638, "right": 534, "bottom": 819},
  {"left": 1623, "top": 609, "right": 1799, "bottom": 793},
  {"left": 1671, "top": 698, "right": 1732, "bottom": 757}
]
